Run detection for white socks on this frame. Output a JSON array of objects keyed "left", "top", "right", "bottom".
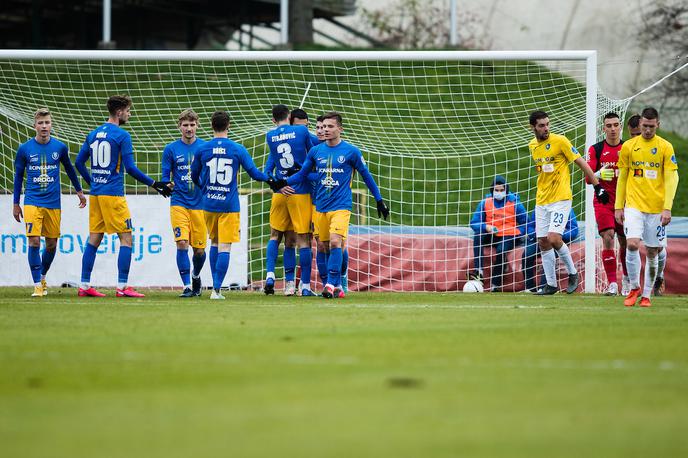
[
  {"left": 626, "top": 248, "right": 641, "bottom": 289},
  {"left": 541, "top": 248, "right": 557, "bottom": 287},
  {"left": 642, "top": 254, "right": 658, "bottom": 298},
  {"left": 555, "top": 242, "right": 577, "bottom": 275},
  {"left": 657, "top": 248, "right": 666, "bottom": 279}
]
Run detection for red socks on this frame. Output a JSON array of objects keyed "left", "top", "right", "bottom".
[
  {"left": 602, "top": 249, "right": 617, "bottom": 283},
  {"left": 619, "top": 246, "right": 628, "bottom": 277}
]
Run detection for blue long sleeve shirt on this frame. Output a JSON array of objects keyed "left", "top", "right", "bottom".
[
  {"left": 75, "top": 123, "right": 154, "bottom": 196},
  {"left": 286, "top": 140, "right": 382, "bottom": 213},
  {"left": 470, "top": 193, "right": 527, "bottom": 236},
  {"left": 161, "top": 138, "right": 205, "bottom": 210},
  {"left": 191, "top": 137, "right": 268, "bottom": 213},
  {"left": 13, "top": 137, "right": 82, "bottom": 209}
]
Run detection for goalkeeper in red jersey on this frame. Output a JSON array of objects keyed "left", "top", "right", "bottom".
[{"left": 586, "top": 112, "right": 627, "bottom": 296}]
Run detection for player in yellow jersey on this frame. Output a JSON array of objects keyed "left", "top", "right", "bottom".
[
  {"left": 615, "top": 107, "right": 679, "bottom": 307},
  {"left": 626, "top": 114, "right": 667, "bottom": 297},
  {"left": 528, "top": 110, "right": 606, "bottom": 295}
]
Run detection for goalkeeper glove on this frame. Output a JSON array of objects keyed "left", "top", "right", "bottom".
[
  {"left": 594, "top": 184, "right": 610, "bottom": 204},
  {"left": 285, "top": 165, "right": 301, "bottom": 177},
  {"left": 594, "top": 166, "right": 615, "bottom": 181},
  {"left": 267, "top": 177, "right": 288, "bottom": 192},
  {"left": 376, "top": 199, "right": 389, "bottom": 220},
  {"left": 151, "top": 181, "right": 172, "bottom": 197}
]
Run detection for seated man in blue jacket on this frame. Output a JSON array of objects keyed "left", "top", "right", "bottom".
[
  {"left": 521, "top": 208, "right": 580, "bottom": 292},
  {"left": 469, "top": 175, "right": 527, "bottom": 291}
]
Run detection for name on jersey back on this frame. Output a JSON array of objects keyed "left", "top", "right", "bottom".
[{"left": 271, "top": 132, "right": 296, "bottom": 142}]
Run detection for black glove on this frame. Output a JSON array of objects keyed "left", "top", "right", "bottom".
[
  {"left": 267, "top": 177, "right": 288, "bottom": 192},
  {"left": 285, "top": 165, "right": 301, "bottom": 177},
  {"left": 594, "top": 184, "right": 609, "bottom": 204},
  {"left": 151, "top": 181, "right": 172, "bottom": 197},
  {"left": 376, "top": 199, "right": 389, "bottom": 220}
]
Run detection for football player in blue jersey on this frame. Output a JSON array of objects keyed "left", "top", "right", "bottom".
[
  {"left": 75, "top": 95, "right": 172, "bottom": 298},
  {"left": 191, "top": 110, "right": 270, "bottom": 300},
  {"left": 291, "top": 111, "right": 350, "bottom": 294},
  {"left": 291, "top": 108, "right": 347, "bottom": 294},
  {"left": 161, "top": 109, "right": 207, "bottom": 297},
  {"left": 271, "top": 111, "right": 389, "bottom": 299},
  {"left": 263, "top": 105, "right": 315, "bottom": 296},
  {"left": 13, "top": 108, "right": 87, "bottom": 297}
]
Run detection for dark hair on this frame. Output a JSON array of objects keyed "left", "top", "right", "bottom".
[
  {"left": 315, "top": 115, "right": 324, "bottom": 122},
  {"left": 289, "top": 108, "right": 308, "bottom": 124},
  {"left": 603, "top": 112, "right": 619, "bottom": 121},
  {"left": 211, "top": 110, "right": 230, "bottom": 132},
  {"left": 272, "top": 104, "right": 290, "bottom": 122},
  {"left": 107, "top": 95, "right": 132, "bottom": 116},
  {"left": 529, "top": 110, "right": 548, "bottom": 126},
  {"left": 627, "top": 114, "right": 641, "bottom": 128},
  {"left": 641, "top": 107, "right": 659, "bottom": 121},
  {"left": 322, "top": 111, "right": 343, "bottom": 126}
]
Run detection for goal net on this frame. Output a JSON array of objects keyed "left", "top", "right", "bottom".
[{"left": 0, "top": 50, "right": 629, "bottom": 292}]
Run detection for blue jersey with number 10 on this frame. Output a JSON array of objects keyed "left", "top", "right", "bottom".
[
  {"left": 191, "top": 138, "right": 268, "bottom": 213},
  {"left": 75, "top": 123, "right": 154, "bottom": 196}
]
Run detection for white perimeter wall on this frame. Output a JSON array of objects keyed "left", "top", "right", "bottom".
[{"left": 0, "top": 195, "right": 248, "bottom": 288}]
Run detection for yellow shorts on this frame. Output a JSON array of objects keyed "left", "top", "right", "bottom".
[
  {"left": 170, "top": 206, "right": 207, "bottom": 248},
  {"left": 23, "top": 205, "right": 61, "bottom": 238},
  {"left": 311, "top": 204, "right": 320, "bottom": 238},
  {"left": 270, "top": 193, "right": 312, "bottom": 234},
  {"left": 317, "top": 210, "right": 351, "bottom": 242},
  {"left": 204, "top": 211, "right": 240, "bottom": 244},
  {"left": 89, "top": 195, "right": 132, "bottom": 234}
]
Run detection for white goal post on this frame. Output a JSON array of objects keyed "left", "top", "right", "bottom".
[{"left": 0, "top": 49, "right": 620, "bottom": 293}]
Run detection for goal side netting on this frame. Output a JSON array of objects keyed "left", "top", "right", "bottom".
[{"left": 0, "top": 51, "right": 629, "bottom": 292}]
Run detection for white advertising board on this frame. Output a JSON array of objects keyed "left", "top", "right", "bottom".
[{"left": 0, "top": 195, "right": 248, "bottom": 288}]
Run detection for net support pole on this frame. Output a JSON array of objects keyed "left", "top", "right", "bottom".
[
  {"left": 280, "top": 0, "right": 289, "bottom": 46},
  {"left": 103, "top": 0, "right": 111, "bottom": 43},
  {"left": 584, "top": 51, "right": 598, "bottom": 293},
  {"left": 450, "top": 0, "right": 458, "bottom": 46}
]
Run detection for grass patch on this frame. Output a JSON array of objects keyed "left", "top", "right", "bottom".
[{"left": 1, "top": 288, "right": 687, "bottom": 458}]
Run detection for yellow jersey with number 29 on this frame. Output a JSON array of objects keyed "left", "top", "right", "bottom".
[{"left": 616, "top": 134, "right": 678, "bottom": 214}]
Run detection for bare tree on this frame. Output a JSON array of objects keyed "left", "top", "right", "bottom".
[
  {"left": 359, "top": 0, "right": 489, "bottom": 49},
  {"left": 637, "top": 1, "right": 688, "bottom": 131}
]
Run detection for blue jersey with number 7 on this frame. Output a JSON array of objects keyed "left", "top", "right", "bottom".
[{"left": 191, "top": 137, "right": 268, "bottom": 213}]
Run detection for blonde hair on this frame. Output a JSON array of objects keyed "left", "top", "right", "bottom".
[
  {"left": 34, "top": 107, "right": 51, "bottom": 121},
  {"left": 178, "top": 109, "right": 199, "bottom": 124}
]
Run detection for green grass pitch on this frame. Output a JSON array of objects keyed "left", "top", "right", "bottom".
[{"left": 1, "top": 288, "right": 687, "bottom": 458}]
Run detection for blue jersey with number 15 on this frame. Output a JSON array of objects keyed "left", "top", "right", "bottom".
[{"left": 191, "top": 138, "right": 268, "bottom": 213}]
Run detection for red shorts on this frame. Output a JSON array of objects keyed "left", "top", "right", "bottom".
[{"left": 594, "top": 202, "right": 623, "bottom": 235}]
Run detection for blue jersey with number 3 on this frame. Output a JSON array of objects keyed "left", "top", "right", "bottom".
[
  {"left": 264, "top": 124, "right": 312, "bottom": 195},
  {"left": 191, "top": 138, "right": 268, "bottom": 213}
]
